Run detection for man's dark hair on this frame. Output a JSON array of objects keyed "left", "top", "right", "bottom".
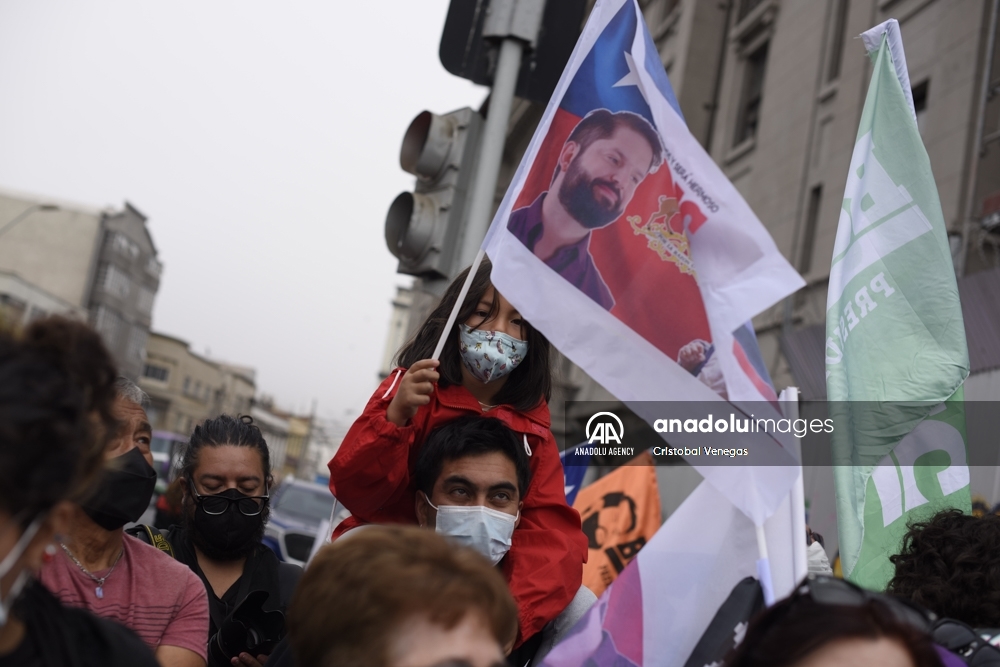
[
  {"left": 557, "top": 109, "right": 664, "bottom": 179},
  {"left": 0, "top": 317, "right": 118, "bottom": 524},
  {"left": 414, "top": 417, "right": 531, "bottom": 499},
  {"left": 887, "top": 508, "right": 1000, "bottom": 627},
  {"left": 397, "top": 257, "right": 552, "bottom": 413},
  {"left": 181, "top": 414, "right": 274, "bottom": 521}
]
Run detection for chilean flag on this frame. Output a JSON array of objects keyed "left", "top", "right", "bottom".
[
  {"left": 480, "top": 1, "right": 809, "bottom": 664},
  {"left": 482, "top": 0, "right": 804, "bottom": 523}
]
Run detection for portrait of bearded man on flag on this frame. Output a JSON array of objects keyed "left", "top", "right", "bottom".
[
  {"left": 490, "top": 0, "right": 763, "bottom": 396},
  {"left": 506, "top": 108, "right": 664, "bottom": 311}
]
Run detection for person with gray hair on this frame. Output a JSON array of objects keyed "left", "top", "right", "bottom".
[
  {"left": 115, "top": 375, "right": 150, "bottom": 409},
  {"left": 40, "top": 375, "right": 210, "bottom": 667}
]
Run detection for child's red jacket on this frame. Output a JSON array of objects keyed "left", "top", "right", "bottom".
[{"left": 328, "top": 368, "right": 587, "bottom": 644}]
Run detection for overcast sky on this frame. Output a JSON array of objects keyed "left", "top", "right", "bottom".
[{"left": 0, "top": 1, "right": 485, "bottom": 419}]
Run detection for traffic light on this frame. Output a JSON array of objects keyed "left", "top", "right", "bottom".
[{"left": 385, "top": 107, "right": 484, "bottom": 278}]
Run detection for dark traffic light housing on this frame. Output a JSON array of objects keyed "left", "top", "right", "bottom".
[{"left": 385, "top": 108, "right": 484, "bottom": 279}]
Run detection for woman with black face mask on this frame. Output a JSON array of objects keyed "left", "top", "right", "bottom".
[{"left": 164, "top": 415, "right": 301, "bottom": 667}]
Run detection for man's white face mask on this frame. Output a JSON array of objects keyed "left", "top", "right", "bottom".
[
  {"left": 806, "top": 539, "right": 832, "bottom": 576},
  {"left": 423, "top": 494, "right": 517, "bottom": 565}
]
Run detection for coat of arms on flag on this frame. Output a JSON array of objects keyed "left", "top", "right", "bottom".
[{"left": 499, "top": 0, "right": 721, "bottom": 385}]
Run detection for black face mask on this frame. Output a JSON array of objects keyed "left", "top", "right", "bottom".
[
  {"left": 189, "top": 489, "right": 266, "bottom": 562},
  {"left": 81, "top": 447, "right": 157, "bottom": 531}
]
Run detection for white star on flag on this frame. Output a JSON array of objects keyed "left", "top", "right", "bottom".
[{"left": 612, "top": 51, "right": 641, "bottom": 88}]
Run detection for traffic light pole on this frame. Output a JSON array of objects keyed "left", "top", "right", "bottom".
[
  {"left": 432, "top": 0, "right": 545, "bottom": 360},
  {"left": 455, "top": 37, "right": 525, "bottom": 269}
]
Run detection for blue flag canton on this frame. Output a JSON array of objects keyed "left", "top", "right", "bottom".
[
  {"left": 560, "top": 0, "right": 684, "bottom": 125},
  {"left": 560, "top": 444, "right": 591, "bottom": 506}
]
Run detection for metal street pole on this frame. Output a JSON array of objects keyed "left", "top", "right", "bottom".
[
  {"left": 956, "top": 0, "right": 998, "bottom": 276},
  {"left": 0, "top": 204, "right": 60, "bottom": 240},
  {"left": 455, "top": 0, "right": 545, "bottom": 269}
]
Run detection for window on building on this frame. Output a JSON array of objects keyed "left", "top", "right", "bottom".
[
  {"left": 110, "top": 232, "right": 140, "bottom": 260},
  {"left": 90, "top": 305, "right": 126, "bottom": 352},
  {"left": 737, "top": 0, "right": 766, "bottom": 22},
  {"left": 0, "top": 294, "right": 26, "bottom": 326},
  {"left": 194, "top": 380, "right": 202, "bottom": 399},
  {"left": 143, "top": 364, "right": 169, "bottom": 382},
  {"left": 145, "top": 257, "right": 162, "bottom": 278},
  {"left": 912, "top": 80, "right": 929, "bottom": 136},
  {"left": 125, "top": 326, "right": 148, "bottom": 368},
  {"left": 183, "top": 376, "right": 191, "bottom": 395},
  {"left": 826, "top": 0, "right": 849, "bottom": 82},
  {"left": 95, "top": 263, "right": 131, "bottom": 300},
  {"left": 800, "top": 185, "right": 823, "bottom": 274},
  {"left": 735, "top": 42, "right": 769, "bottom": 146},
  {"left": 136, "top": 286, "right": 155, "bottom": 316},
  {"left": 26, "top": 306, "right": 47, "bottom": 323}
]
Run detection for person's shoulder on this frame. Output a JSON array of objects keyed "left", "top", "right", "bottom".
[
  {"left": 124, "top": 533, "right": 202, "bottom": 586},
  {"left": 33, "top": 583, "right": 159, "bottom": 667},
  {"left": 500, "top": 400, "right": 552, "bottom": 433},
  {"left": 508, "top": 193, "right": 546, "bottom": 232},
  {"left": 74, "top": 609, "right": 161, "bottom": 667}
]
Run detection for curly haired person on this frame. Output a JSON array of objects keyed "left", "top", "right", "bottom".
[{"left": 887, "top": 508, "right": 1000, "bottom": 628}]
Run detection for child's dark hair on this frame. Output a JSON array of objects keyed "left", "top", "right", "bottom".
[
  {"left": 396, "top": 258, "right": 551, "bottom": 412},
  {"left": 181, "top": 415, "right": 274, "bottom": 519}
]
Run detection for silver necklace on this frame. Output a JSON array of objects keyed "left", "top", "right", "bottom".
[
  {"left": 59, "top": 542, "right": 124, "bottom": 599},
  {"left": 478, "top": 400, "right": 496, "bottom": 412}
]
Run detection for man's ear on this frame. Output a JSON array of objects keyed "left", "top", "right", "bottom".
[
  {"left": 557, "top": 141, "right": 579, "bottom": 174},
  {"left": 514, "top": 501, "right": 523, "bottom": 530},
  {"left": 415, "top": 491, "right": 432, "bottom": 528}
]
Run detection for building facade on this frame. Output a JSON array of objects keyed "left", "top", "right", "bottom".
[
  {"left": 251, "top": 401, "right": 291, "bottom": 477},
  {"left": 140, "top": 331, "right": 257, "bottom": 435},
  {"left": 378, "top": 285, "right": 414, "bottom": 381},
  {"left": 140, "top": 331, "right": 317, "bottom": 482},
  {"left": 482, "top": 0, "right": 1000, "bottom": 407},
  {"left": 0, "top": 188, "right": 161, "bottom": 378}
]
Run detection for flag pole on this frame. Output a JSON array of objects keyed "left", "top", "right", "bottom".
[
  {"left": 779, "top": 386, "right": 808, "bottom": 582},
  {"left": 432, "top": 248, "right": 486, "bottom": 361},
  {"left": 431, "top": 6, "right": 538, "bottom": 360},
  {"left": 755, "top": 524, "right": 775, "bottom": 606}
]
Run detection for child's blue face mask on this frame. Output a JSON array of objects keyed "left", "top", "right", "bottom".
[{"left": 458, "top": 325, "right": 528, "bottom": 384}]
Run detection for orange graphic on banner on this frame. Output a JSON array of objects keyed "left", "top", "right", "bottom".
[{"left": 572, "top": 451, "right": 661, "bottom": 597}]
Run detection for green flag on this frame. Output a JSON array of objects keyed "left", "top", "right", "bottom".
[{"left": 826, "top": 20, "right": 970, "bottom": 590}]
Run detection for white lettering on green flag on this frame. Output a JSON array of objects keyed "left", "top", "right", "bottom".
[{"left": 826, "top": 20, "right": 970, "bottom": 590}]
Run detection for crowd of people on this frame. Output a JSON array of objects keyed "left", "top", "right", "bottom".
[{"left": 1, "top": 264, "right": 998, "bottom": 667}]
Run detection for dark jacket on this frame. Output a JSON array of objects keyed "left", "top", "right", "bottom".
[
  {"left": 9, "top": 580, "right": 159, "bottom": 667},
  {"left": 165, "top": 526, "right": 300, "bottom": 651}
]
